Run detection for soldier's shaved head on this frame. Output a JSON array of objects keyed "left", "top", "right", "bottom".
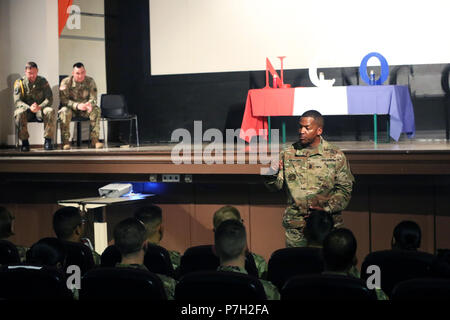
[
  {"left": 73, "top": 62, "right": 84, "bottom": 69},
  {"left": 300, "top": 110, "right": 324, "bottom": 128},
  {"left": 134, "top": 205, "right": 163, "bottom": 239},
  {"left": 25, "top": 61, "right": 38, "bottom": 70},
  {"left": 214, "top": 219, "right": 247, "bottom": 263},
  {"left": 323, "top": 228, "right": 357, "bottom": 272},
  {"left": 25, "top": 62, "right": 38, "bottom": 82},
  {"left": 114, "top": 218, "right": 147, "bottom": 257},
  {"left": 53, "top": 207, "right": 83, "bottom": 240},
  {"left": 72, "top": 62, "right": 86, "bottom": 82},
  {"left": 213, "top": 206, "right": 242, "bottom": 230},
  {"left": 298, "top": 110, "right": 323, "bottom": 148}
]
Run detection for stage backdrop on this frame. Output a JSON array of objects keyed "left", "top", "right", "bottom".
[{"left": 104, "top": 0, "right": 450, "bottom": 144}]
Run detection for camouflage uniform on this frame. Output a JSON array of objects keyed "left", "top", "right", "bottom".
[
  {"left": 17, "top": 245, "right": 29, "bottom": 263},
  {"left": 116, "top": 263, "right": 177, "bottom": 300},
  {"left": 13, "top": 76, "right": 55, "bottom": 140},
  {"left": 217, "top": 265, "right": 280, "bottom": 300},
  {"left": 169, "top": 249, "right": 181, "bottom": 271},
  {"left": 92, "top": 250, "right": 101, "bottom": 265},
  {"left": 59, "top": 75, "right": 101, "bottom": 144},
  {"left": 251, "top": 252, "right": 268, "bottom": 279},
  {"left": 266, "top": 137, "right": 354, "bottom": 247}
]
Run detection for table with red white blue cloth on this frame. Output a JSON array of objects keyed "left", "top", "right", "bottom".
[{"left": 239, "top": 85, "right": 415, "bottom": 143}]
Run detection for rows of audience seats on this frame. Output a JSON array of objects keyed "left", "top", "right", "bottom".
[{"left": 0, "top": 205, "right": 449, "bottom": 301}]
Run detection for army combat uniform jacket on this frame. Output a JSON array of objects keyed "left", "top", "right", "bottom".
[
  {"left": 58, "top": 75, "right": 101, "bottom": 143},
  {"left": 266, "top": 137, "right": 354, "bottom": 246},
  {"left": 59, "top": 75, "right": 98, "bottom": 110},
  {"left": 13, "top": 76, "right": 55, "bottom": 140},
  {"left": 116, "top": 263, "right": 177, "bottom": 300},
  {"left": 217, "top": 265, "right": 280, "bottom": 300},
  {"left": 14, "top": 76, "right": 53, "bottom": 116}
]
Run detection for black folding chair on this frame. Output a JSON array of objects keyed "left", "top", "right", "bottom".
[
  {"left": 80, "top": 267, "right": 167, "bottom": 300},
  {"left": 100, "top": 94, "right": 139, "bottom": 147},
  {"left": 176, "top": 270, "right": 267, "bottom": 301},
  {"left": 281, "top": 274, "right": 377, "bottom": 301}
]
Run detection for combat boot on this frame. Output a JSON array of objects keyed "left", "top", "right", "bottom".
[
  {"left": 21, "top": 140, "right": 30, "bottom": 152},
  {"left": 62, "top": 141, "right": 71, "bottom": 150},
  {"left": 44, "top": 138, "right": 53, "bottom": 150},
  {"left": 91, "top": 139, "right": 104, "bottom": 149}
]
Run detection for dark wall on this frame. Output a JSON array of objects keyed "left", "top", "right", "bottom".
[{"left": 105, "top": 0, "right": 450, "bottom": 144}]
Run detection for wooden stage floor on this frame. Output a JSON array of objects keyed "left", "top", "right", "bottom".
[{"left": 1, "top": 139, "right": 450, "bottom": 180}]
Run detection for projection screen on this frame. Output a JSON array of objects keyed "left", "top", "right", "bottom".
[{"left": 150, "top": 0, "right": 450, "bottom": 75}]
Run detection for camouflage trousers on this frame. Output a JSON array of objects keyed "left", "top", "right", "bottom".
[
  {"left": 14, "top": 107, "right": 56, "bottom": 140},
  {"left": 282, "top": 206, "right": 344, "bottom": 247},
  {"left": 58, "top": 106, "right": 101, "bottom": 143}
]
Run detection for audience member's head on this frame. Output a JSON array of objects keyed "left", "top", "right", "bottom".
[
  {"left": 27, "top": 237, "right": 67, "bottom": 269},
  {"left": 134, "top": 205, "right": 163, "bottom": 243},
  {"left": 391, "top": 220, "right": 421, "bottom": 251},
  {"left": 0, "top": 206, "right": 15, "bottom": 240},
  {"left": 213, "top": 206, "right": 243, "bottom": 231},
  {"left": 52, "top": 207, "right": 85, "bottom": 242},
  {"left": 304, "top": 210, "right": 334, "bottom": 247},
  {"left": 323, "top": 228, "right": 357, "bottom": 273},
  {"left": 214, "top": 219, "right": 247, "bottom": 265},
  {"left": 113, "top": 218, "right": 147, "bottom": 262}
]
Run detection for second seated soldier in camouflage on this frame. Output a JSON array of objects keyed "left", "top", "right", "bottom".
[
  {"left": 14, "top": 62, "right": 55, "bottom": 151},
  {"left": 114, "top": 218, "right": 177, "bottom": 300},
  {"left": 215, "top": 220, "right": 280, "bottom": 300},
  {"left": 59, "top": 62, "right": 103, "bottom": 150},
  {"left": 266, "top": 110, "right": 354, "bottom": 247},
  {"left": 0, "top": 206, "right": 29, "bottom": 262},
  {"left": 52, "top": 206, "right": 101, "bottom": 265},
  {"left": 213, "top": 206, "right": 268, "bottom": 279},
  {"left": 322, "top": 228, "right": 389, "bottom": 300},
  {"left": 134, "top": 205, "right": 181, "bottom": 272}
]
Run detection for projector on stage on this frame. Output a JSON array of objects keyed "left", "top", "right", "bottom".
[{"left": 98, "top": 183, "right": 133, "bottom": 198}]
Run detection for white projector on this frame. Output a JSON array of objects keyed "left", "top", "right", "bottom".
[{"left": 98, "top": 183, "right": 133, "bottom": 198}]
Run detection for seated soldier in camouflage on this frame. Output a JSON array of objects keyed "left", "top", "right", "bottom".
[
  {"left": 52, "top": 206, "right": 101, "bottom": 265},
  {"left": 14, "top": 61, "right": 55, "bottom": 151},
  {"left": 304, "top": 210, "right": 334, "bottom": 249},
  {"left": 391, "top": 220, "right": 422, "bottom": 251},
  {"left": 59, "top": 62, "right": 103, "bottom": 150},
  {"left": 304, "top": 210, "right": 359, "bottom": 278},
  {"left": 114, "top": 217, "right": 177, "bottom": 300},
  {"left": 134, "top": 205, "right": 181, "bottom": 272},
  {"left": 322, "top": 228, "right": 388, "bottom": 300},
  {"left": 26, "top": 237, "right": 67, "bottom": 269},
  {"left": 215, "top": 219, "right": 280, "bottom": 300},
  {"left": 213, "top": 206, "right": 268, "bottom": 279},
  {"left": 0, "top": 206, "right": 28, "bottom": 262}
]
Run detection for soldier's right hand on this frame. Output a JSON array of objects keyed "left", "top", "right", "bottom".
[
  {"left": 77, "top": 103, "right": 87, "bottom": 111},
  {"left": 270, "top": 159, "right": 283, "bottom": 173}
]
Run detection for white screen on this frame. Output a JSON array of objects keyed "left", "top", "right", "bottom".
[{"left": 150, "top": 0, "right": 450, "bottom": 75}]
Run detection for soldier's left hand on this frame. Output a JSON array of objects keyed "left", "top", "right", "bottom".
[
  {"left": 30, "top": 102, "right": 41, "bottom": 113},
  {"left": 287, "top": 219, "right": 306, "bottom": 228}
]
